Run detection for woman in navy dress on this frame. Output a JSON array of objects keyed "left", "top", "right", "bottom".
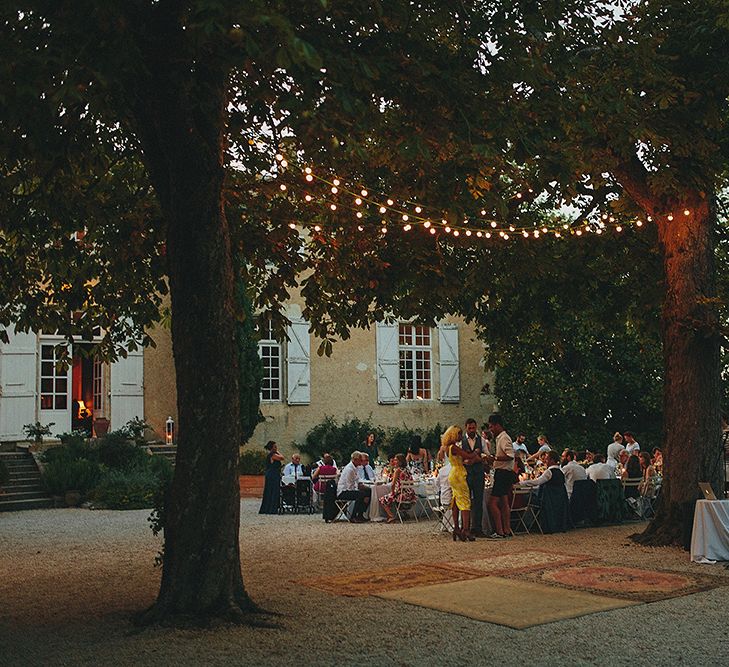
[{"left": 259, "top": 441, "right": 284, "bottom": 514}]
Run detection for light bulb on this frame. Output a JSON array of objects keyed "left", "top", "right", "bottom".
[
  {"left": 305, "top": 194, "right": 312, "bottom": 202},
  {"left": 355, "top": 197, "right": 362, "bottom": 205},
  {"left": 333, "top": 178, "right": 340, "bottom": 186},
  {"left": 402, "top": 214, "right": 409, "bottom": 221},
  {"left": 491, "top": 221, "right": 497, "bottom": 228},
  {"left": 356, "top": 212, "right": 363, "bottom": 219},
  {"left": 387, "top": 199, "right": 394, "bottom": 206},
  {"left": 403, "top": 224, "right": 411, "bottom": 231},
  {"left": 331, "top": 186, "right": 338, "bottom": 194},
  {"left": 330, "top": 204, "right": 336, "bottom": 211},
  {"left": 279, "top": 184, "right": 287, "bottom": 191},
  {"left": 424, "top": 221, "right": 431, "bottom": 228},
  {"left": 415, "top": 206, "right": 422, "bottom": 213},
  {"left": 379, "top": 206, "right": 386, "bottom": 214},
  {"left": 305, "top": 174, "right": 313, "bottom": 182},
  {"left": 361, "top": 189, "right": 368, "bottom": 197}
]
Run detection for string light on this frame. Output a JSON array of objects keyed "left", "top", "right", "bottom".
[
  {"left": 355, "top": 197, "right": 362, "bottom": 205},
  {"left": 683, "top": 209, "right": 690, "bottom": 216},
  {"left": 667, "top": 214, "right": 674, "bottom": 221}
]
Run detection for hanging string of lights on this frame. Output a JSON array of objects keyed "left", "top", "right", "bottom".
[{"left": 272, "top": 153, "right": 687, "bottom": 241}]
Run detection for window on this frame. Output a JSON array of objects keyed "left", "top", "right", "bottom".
[
  {"left": 40, "top": 344, "right": 68, "bottom": 411},
  {"left": 258, "top": 321, "right": 282, "bottom": 402},
  {"left": 398, "top": 324, "right": 432, "bottom": 400}
]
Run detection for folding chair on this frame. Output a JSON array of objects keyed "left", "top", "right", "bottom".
[
  {"left": 511, "top": 486, "right": 542, "bottom": 534},
  {"left": 622, "top": 477, "right": 644, "bottom": 520},
  {"left": 416, "top": 478, "right": 437, "bottom": 520},
  {"left": 639, "top": 478, "right": 659, "bottom": 518},
  {"left": 393, "top": 480, "right": 418, "bottom": 523}
]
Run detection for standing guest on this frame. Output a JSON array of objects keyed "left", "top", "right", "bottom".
[
  {"left": 639, "top": 451, "right": 657, "bottom": 495},
  {"left": 336, "top": 451, "right": 370, "bottom": 522},
  {"left": 283, "top": 453, "right": 306, "bottom": 478},
  {"left": 358, "top": 453, "right": 375, "bottom": 481},
  {"left": 312, "top": 454, "right": 337, "bottom": 494},
  {"left": 606, "top": 432, "right": 625, "bottom": 470},
  {"left": 651, "top": 447, "right": 663, "bottom": 474},
  {"left": 361, "top": 432, "right": 379, "bottom": 466},
  {"left": 380, "top": 453, "right": 417, "bottom": 523},
  {"left": 526, "top": 435, "right": 551, "bottom": 464},
  {"left": 512, "top": 433, "right": 529, "bottom": 458},
  {"left": 624, "top": 431, "right": 641, "bottom": 454},
  {"left": 436, "top": 444, "right": 453, "bottom": 508},
  {"left": 259, "top": 441, "right": 284, "bottom": 514},
  {"left": 462, "top": 418, "right": 487, "bottom": 538},
  {"left": 406, "top": 435, "right": 430, "bottom": 473},
  {"left": 485, "top": 413, "right": 516, "bottom": 539},
  {"left": 561, "top": 449, "right": 588, "bottom": 499},
  {"left": 444, "top": 425, "right": 480, "bottom": 541},
  {"left": 586, "top": 453, "right": 613, "bottom": 481}
]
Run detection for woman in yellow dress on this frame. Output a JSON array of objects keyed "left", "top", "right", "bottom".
[{"left": 442, "top": 425, "right": 482, "bottom": 541}]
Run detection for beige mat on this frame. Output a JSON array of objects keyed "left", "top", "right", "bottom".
[{"left": 375, "top": 576, "right": 639, "bottom": 629}]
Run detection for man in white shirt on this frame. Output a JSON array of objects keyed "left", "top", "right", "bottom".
[
  {"left": 586, "top": 453, "right": 613, "bottom": 481},
  {"left": 624, "top": 432, "right": 641, "bottom": 454},
  {"left": 336, "top": 451, "right": 370, "bottom": 522},
  {"left": 560, "top": 449, "right": 588, "bottom": 498},
  {"left": 357, "top": 453, "right": 375, "bottom": 482},
  {"left": 512, "top": 433, "right": 529, "bottom": 458},
  {"left": 485, "top": 413, "right": 516, "bottom": 539},
  {"left": 283, "top": 454, "right": 307, "bottom": 478}
]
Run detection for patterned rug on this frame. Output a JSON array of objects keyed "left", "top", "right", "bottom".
[
  {"left": 376, "top": 576, "right": 639, "bottom": 629},
  {"left": 433, "top": 549, "right": 593, "bottom": 578},
  {"left": 300, "top": 564, "right": 480, "bottom": 597},
  {"left": 507, "top": 564, "right": 726, "bottom": 603}
]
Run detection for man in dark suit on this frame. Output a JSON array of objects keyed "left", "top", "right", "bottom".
[{"left": 462, "top": 418, "right": 486, "bottom": 537}]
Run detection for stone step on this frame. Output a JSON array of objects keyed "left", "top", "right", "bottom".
[
  {"left": 0, "top": 497, "right": 54, "bottom": 512},
  {"left": 9, "top": 469, "right": 41, "bottom": 478},
  {"left": 0, "top": 452, "right": 31, "bottom": 461},
  {"left": 2, "top": 482, "right": 43, "bottom": 492},
  {"left": 7, "top": 464, "right": 38, "bottom": 473},
  {"left": 7, "top": 475, "right": 42, "bottom": 485},
  {"left": 148, "top": 446, "right": 177, "bottom": 454},
  {"left": 0, "top": 489, "right": 50, "bottom": 501}
]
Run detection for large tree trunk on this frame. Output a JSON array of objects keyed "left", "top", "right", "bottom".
[
  {"left": 633, "top": 194, "right": 722, "bottom": 546},
  {"left": 126, "top": 26, "right": 263, "bottom": 626}
]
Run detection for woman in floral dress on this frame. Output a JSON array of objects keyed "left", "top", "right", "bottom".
[{"left": 380, "top": 454, "right": 416, "bottom": 523}]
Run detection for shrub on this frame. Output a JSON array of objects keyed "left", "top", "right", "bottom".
[
  {"left": 41, "top": 458, "right": 101, "bottom": 496},
  {"left": 118, "top": 417, "right": 151, "bottom": 444},
  {"left": 239, "top": 449, "right": 267, "bottom": 475},
  {"left": 92, "top": 469, "right": 160, "bottom": 509},
  {"left": 23, "top": 421, "right": 55, "bottom": 445},
  {"left": 97, "top": 434, "right": 147, "bottom": 470},
  {"left": 297, "top": 416, "right": 385, "bottom": 465},
  {"left": 0, "top": 458, "right": 9, "bottom": 487}
]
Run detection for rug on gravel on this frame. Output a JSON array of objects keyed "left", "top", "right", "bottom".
[
  {"left": 375, "top": 576, "right": 639, "bottom": 629},
  {"left": 300, "top": 564, "right": 481, "bottom": 597},
  {"left": 507, "top": 564, "right": 726, "bottom": 603},
  {"left": 432, "top": 550, "right": 593, "bottom": 577}
]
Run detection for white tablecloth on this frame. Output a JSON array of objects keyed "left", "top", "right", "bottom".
[
  {"left": 691, "top": 499, "right": 729, "bottom": 562},
  {"left": 367, "top": 480, "right": 429, "bottom": 520}
]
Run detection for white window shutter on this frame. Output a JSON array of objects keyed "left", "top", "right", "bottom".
[
  {"left": 0, "top": 328, "right": 38, "bottom": 441},
  {"left": 376, "top": 322, "right": 400, "bottom": 404},
  {"left": 110, "top": 348, "right": 144, "bottom": 430},
  {"left": 438, "top": 323, "right": 460, "bottom": 403},
  {"left": 286, "top": 318, "right": 310, "bottom": 405}
]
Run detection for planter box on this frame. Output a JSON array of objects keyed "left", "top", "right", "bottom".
[{"left": 239, "top": 475, "right": 265, "bottom": 498}]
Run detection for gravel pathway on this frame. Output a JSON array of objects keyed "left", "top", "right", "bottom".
[{"left": 2, "top": 500, "right": 729, "bottom": 666}]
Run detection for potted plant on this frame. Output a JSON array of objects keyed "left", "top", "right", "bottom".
[
  {"left": 238, "top": 449, "right": 267, "bottom": 498},
  {"left": 93, "top": 417, "right": 110, "bottom": 438},
  {"left": 23, "top": 421, "right": 55, "bottom": 449}
]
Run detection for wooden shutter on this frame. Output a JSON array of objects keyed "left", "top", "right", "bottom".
[
  {"left": 0, "top": 328, "right": 38, "bottom": 440},
  {"left": 438, "top": 323, "right": 460, "bottom": 403},
  {"left": 286, "top": 318, "right": 311, "bottom": 405},
  {"left": 110, "top": 348, "right": 144, "bottom": 429},
  {"left": 376, "top": 321, "right": 400, "bottom": 404}
]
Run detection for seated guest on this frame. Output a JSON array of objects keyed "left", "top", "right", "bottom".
[
  {"left": 314, "top": 453, "right": 338, "bottom": 471},
  {"left": 312, "top": 454, "right": 337, "bottom": 493},
  {"left": 518, "top": 450, "right": 565, "bottom": 492},
  {"left": 358, "top": 453, "right": 375, "bottom": 481},
  {"left": 336, "top": 451, "right": 370, "bottom": 522},
  {"left": 639, "top": 451, "right": 657, "bottom": 495},
  {"left": 622, "top": 454, "right": 642, "bottom": 499},
  {"left": 586, "top": 453, "right": 613, "bottom": 481},
  {"left": 283, "top": 453, "right": 307, "bottom": 478},
  {"left": 561, "top": 449, "right": 588, "bottom": 498},
  {"left": 651, "top": 447, "right": 663, "bottom": 474},
  {"left": 618, "top": 449, "right": 630, "bottom": 473},
  {"left": 406, "top": 436, "right": 430, "bottom": 473},
  {"left": 380, "top": 454, "right": 416, "bottom": 523}
]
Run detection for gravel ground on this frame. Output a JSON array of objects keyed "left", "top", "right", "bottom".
[{"left": 2, "top": 500, "right": 729, "bottom": 666}]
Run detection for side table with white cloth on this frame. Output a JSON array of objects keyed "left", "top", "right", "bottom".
[{"left": 691, "top": 499, "right": 729, "bottom": 562}]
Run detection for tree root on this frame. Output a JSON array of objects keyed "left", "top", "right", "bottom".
[{"left": 133, "top": 599, "right": 284, "bottom": 630}]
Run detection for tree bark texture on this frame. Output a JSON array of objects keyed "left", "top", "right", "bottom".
[
  {"left": 632, "top": 194, "right": 721, "bottom": 546},
  {"left": 127, "top": 28, "right": 258, "bottom": 625}
]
